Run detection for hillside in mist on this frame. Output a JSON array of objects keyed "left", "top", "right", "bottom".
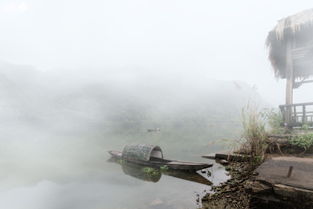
[{"left": 0, "top": 62, "right": 264, "bottom": 134}]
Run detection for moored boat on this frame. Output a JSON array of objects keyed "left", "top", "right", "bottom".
[{"left": 108, "top": 144, "right": 212, "bottom": 171}]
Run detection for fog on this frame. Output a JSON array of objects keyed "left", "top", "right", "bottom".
[
  {"left": 0, "top": 61, "right": 257, "bottom": 208},
  {"left": 0, "top": 61, "right": 259, "bottom": 182},
  {"left": 0, "top": 1, "right": 313, "bottom": 209},
  {"left": 1, "top": 0, "right": 313, "bottom": 105}
]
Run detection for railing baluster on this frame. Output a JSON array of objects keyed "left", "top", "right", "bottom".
[
  {"left": 279, "top": 102, "right": 313, "bottom": 128},
  {"left": 303, "top": 105, "right": 306, "bottom": 124},
  {"left": 293, "top": 106, "right": 297, "bottom": 122}
]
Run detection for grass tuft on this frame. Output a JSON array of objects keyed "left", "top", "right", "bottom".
[{"left": 240, "top": 104, "right": 268, "bottom": 165}]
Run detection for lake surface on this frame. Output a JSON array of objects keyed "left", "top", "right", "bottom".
[
  {"left": 0, "top": 125, "right": 234, "bottom": 209},
  {"left": 0, "top": 153, "right": 228, "bottom": 209},
  {"left": 0, "top": 63, "right": 245, "bottom": 209}
]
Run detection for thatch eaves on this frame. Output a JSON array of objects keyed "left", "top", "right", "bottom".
[{"left": 266, "top": 9, "right": 313, "bottom": 79}]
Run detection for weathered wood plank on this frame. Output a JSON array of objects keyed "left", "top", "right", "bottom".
[
  {"left": 202, "top": 153, "right": 251, "bottom": 162},
  {"left": 273, "top": 184, "right": 313, "bottom": 200},
  {"left": 255, "top": 157, "right": 313, "bottom": 191}
]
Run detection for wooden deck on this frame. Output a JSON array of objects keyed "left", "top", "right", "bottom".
[
  {"left": 256, "top": 156, "right": 313, "bottom": 190},
  {"left": 254, "top": 156, "right": 313, "bottom": 201}
]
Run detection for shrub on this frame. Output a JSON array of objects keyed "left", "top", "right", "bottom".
[
  {"left": 261, "top": 108, "right": 284, "bottom": 134},
  {"left": 289, "top": 133, "right": 313, "bottom": 152}
]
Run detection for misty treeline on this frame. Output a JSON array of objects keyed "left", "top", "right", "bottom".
[{"left": 0, "top": 62, "right": 265, "bottom": 183}]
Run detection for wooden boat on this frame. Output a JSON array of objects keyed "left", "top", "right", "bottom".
[{"left": 108, "top": 144, "right": 212, "bottom": 171}]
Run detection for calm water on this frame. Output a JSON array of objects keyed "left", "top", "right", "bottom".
[
  {"left": 0, "top": 126, "right": 232, "bottom": 209},
  {"left": 0, "top": 154, "right": 228, "bottom": 209}
]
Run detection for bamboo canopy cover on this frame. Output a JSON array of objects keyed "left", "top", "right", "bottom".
[
  {"left": 122, "top": 144, "right": 163, "bottom": 162},
  {"left": 266, "top": 8, "right": 313, "bottom": 79}
]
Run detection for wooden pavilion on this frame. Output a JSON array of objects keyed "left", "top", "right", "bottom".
[{"left": 266, "top": 9, "right": 313, "bottom": 128}]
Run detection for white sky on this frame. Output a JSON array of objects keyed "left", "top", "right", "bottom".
[{"left": 0, "top": 0, "right": 313, "bottom": 106}]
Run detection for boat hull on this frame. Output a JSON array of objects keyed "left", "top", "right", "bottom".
[{"left": 108, "top": 150, "right": 212, "bottom": 171}]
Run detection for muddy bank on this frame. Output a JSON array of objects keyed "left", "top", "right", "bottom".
[
  {"left": 201, "top": 161, "right": 254, "bottom": 209},
  {"left": 201, "top": 158, "right": 313, "bottom": 209}
]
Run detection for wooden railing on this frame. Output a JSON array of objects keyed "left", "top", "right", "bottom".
[{"left": 279, "top": 102, "right": 313, "bottom": 127}]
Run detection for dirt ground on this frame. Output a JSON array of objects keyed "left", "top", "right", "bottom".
[{"left": 201, "top": 156, "right": 313, "bottom": 209}]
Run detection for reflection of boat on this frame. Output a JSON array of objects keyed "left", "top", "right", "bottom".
[
  {"left": 109, "top": 157, "right": 213, "bottom": 185},
  {"left": 108, "top": 144, "right": 212, "bottom": 171},
  {"left": 122, "top": 163, "right": 161, "bottom": 183},
  {"left": 163, "top": 170, "right": 212, "bottom": 186}
]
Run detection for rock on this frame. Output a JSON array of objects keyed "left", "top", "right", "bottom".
[{"left": 219, "top": 159, "right": 229, "bottom": 165}]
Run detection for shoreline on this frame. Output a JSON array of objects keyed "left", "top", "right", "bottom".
[
  {"left": 201, "top": 161, "right": 254, "bottom": 209},
  {"left": 201, "top": 154, "right": 313, "bottom": 209}
]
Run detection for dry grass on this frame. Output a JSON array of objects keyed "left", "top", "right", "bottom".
[{"left": 240, "top": 105, "right": 268, "bottom": 164}]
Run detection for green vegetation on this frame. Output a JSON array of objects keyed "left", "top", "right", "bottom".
[
  {"left": 240, "top": 105, "right": 268, "bottom": 164},
  {"left": 289, "top": 133, "right": 313, "bottom": 153},
  {"left": 302, "top": 124, "right": 310, "bottom": 131},
  {"left": 160, "top": 165, "right": 169, "bottom": 172},
  {"left": 141, "top": 167, "right": 161, "bottom": 177},
  {"left": 116, "top": 159, "right": 124, "bottom": 164},
  {"left": 261, "top": 108, "right": 284, "bottom": 134}
]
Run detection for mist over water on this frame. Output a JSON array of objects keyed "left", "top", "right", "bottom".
[
  {"left": 3, "top": 1, "right": 312, "bottom": 208},
  {"left": 0, "top": 62, "right": 262, "bottom": 208}
]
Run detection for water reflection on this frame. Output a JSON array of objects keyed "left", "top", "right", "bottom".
[
  {"left": 122, "top": 162, "right": 162, "bottom": 183},
  {"left": 109, "top": 157, "right": 213, "bottom": 186},
  {"left": 0, "top": 153, "right": 227, "bottom": 209}
]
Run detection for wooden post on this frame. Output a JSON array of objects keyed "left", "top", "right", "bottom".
[
  {"left": 302, "top": 105, "right": 306, "bottom": 124},
  {"left": 285, "top": 40, "right": 295, "bottom": 127},
  {"left": 279, "top": 105, "right": 286, "bottom": 126},
  {"left": 287, "top": 166, "right": 293, "bottom": 178}
]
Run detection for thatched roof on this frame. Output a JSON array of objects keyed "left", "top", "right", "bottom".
[{"left": 266, "top": 9, "right": 313, "bottom": 79}]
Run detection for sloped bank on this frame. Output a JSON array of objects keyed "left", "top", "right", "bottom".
[
  {"left": 201, "top": 154, "right": 313, "bottom": 209},
  {"left": 201, "top": 161, "right": 254, "bottom": 209}
]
